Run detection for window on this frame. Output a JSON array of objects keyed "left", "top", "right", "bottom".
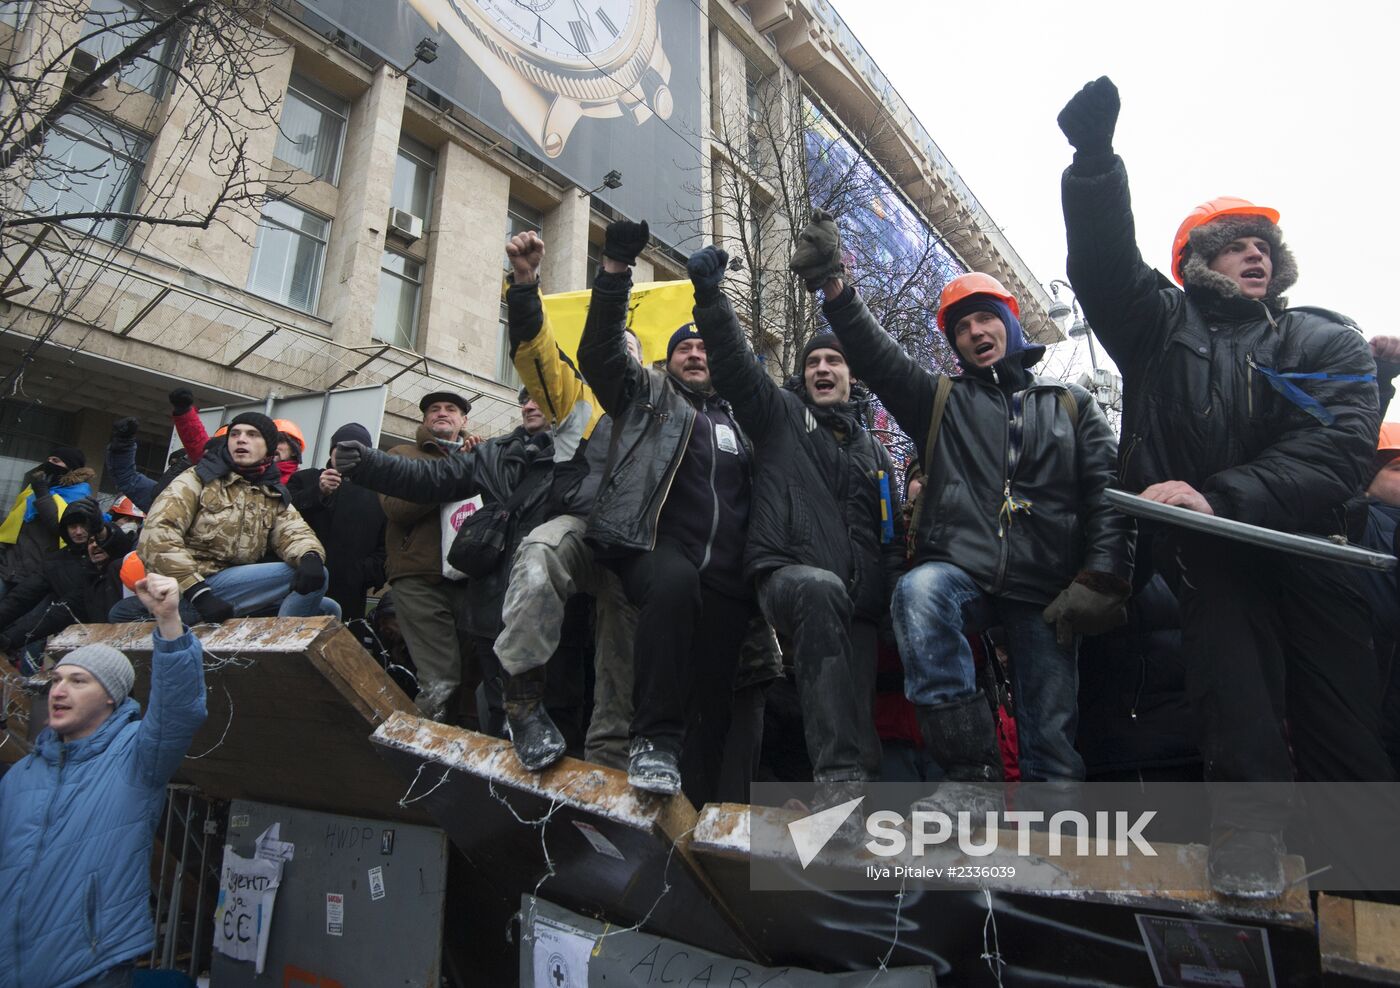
[
  {"left": 22, "top": 109, "right": 149, "bottom": 242},
  {"left": 587, "top": 239, "right": 602, "bottom": 275},
  {"left": 373, "top": 251, "right": 422, "bottom": 349},
  {"left": 76, "top": 0, "right": 174, "bottom": 95},
  {"left": 498, "top": 197, "right": 544, "bottom": 384},
  {"left": 745, "top": 64, "right": 763, "bottom": 169},
  {"left": 246, "top": 199, "right": 329, "bottom": 313},
  {"left": 1, "top": 2, "right": 30, "bottom": 29},
  {"left": 391, "top": 136, "right": 436, "bottom": 223},
  {"left": 274, "top": 74, "right": 349, "bottom": 184}
]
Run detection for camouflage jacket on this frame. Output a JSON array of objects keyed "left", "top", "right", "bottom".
[{"left": 139, "top": 464, "right": 324, "bottom": 591}]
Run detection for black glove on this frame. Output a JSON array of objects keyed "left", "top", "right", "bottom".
[
  {"left": 292, "top": 553, "right": 325, "bottom": 595},
  {"left": 788, "top": 209, "right": 847, "bottom": 290},
  {"left": 185, "top": 583, "right": 234, "bottom": 624},
  {"left": 1042, "top": 571, "right": 1130, "bottom": 646},
  {"left": 1057, "top": 76, "right": 1119, "bottom": 158},
  {"left": 333, "top": 440, "right": 366, "bottom": 475},
  {"left": 110, "top": 416, "right": 140, "bottom": 441},
  {"left": 168, "top": 388, "right": 195, "bottom": 415},
  {"left": 602, "top": 219, "right": 650, "bottom": 266},
  {"left": 686, "top": 246, "right": 729, "bottom": 303},
  {"left": 24, "top": 465, "right": 53, "bottom": 496}
]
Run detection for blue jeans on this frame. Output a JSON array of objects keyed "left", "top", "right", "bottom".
[
  {"left": 891, "top": 560, "right": 1084, "bottom": 782},
  {"left": 108, "top": 562, "right": 339, "bottom": 623}
]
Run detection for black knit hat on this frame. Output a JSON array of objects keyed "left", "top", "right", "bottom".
[
  {"left": 666, "top": 322, "right": 701, "bottom": 361},
  {"left": 227, "top": 411, "right": 278, "bottom": 453},
  {"left": 330, "top": 422, "right": 372, "bottom": 447},
  {"left": 800, "top": 332, "right": 845, "bottom": 366},
  {"left": 60, "top": 496, "right": 103, "bottom": 534},
  {"left": 49, "top": 446, "right": 85, "bottom": 471}
]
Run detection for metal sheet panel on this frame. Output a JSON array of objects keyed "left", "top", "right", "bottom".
[{"left": 211, "top": 799, "right": 447, "bottom": 987}]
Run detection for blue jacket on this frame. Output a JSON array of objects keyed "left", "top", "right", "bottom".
[{"left": 0, "top": 629, "right": 207, "bottom": 988}]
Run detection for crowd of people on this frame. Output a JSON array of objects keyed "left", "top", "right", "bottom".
[{"left": 2, "top": 83, "right": 1399, "bottom": 987}]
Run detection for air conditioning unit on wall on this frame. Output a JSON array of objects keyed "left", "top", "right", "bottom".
[
  {"left": 387, "top": 208, "right": 423, "bottom": 243},
  {"left": 68, "top": 49, "right": 110, "bottom": 89}
]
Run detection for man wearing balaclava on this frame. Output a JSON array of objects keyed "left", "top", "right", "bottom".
[
  {"left": 798, "top": 211, "right": 1131, "bottom": 829},
  {"left": 1059, "top": 76, "right": 1394, "bottom": 899}
]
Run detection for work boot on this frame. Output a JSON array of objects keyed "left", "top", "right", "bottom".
[
  {"left": 503, "top": 668, "right": 566, "bottom": 772},
  {"left": 813, "top": 777, "right": 868, "bottom": 848},
  {"left": 627, "top": 737, "right": 681, "bottom": 796},
  {"left": 912, "top": 692, "right": 1005, "bottom": 823},
  {"left": 413, "top": 681, "right": 456, "bottom": 723},
  {"left": 1208, "top": 828, "right": 1286, "bottom": 899}
]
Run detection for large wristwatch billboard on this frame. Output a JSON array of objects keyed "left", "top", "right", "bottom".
[{"left": 300, "top": 0, "right": 702, "bottom": 247}]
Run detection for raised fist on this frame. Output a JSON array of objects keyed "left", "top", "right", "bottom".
[
  {"left": 686, "top": 246, "right": 729, "bottom": 301},
  {"left": 505, "top": 231, "right": 545, "bottom": 285},
  {"left": 789, "top": 209, "right": 846, "bottom": 291},
  {"left": 1057, "top": 76, "right": 1120, "bottom": 157},
  {"left": 603, "top": 219, "right": 650, "bottom": 266}
]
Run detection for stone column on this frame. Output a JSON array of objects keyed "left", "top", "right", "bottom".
[
  {"left": 320, "top": 64, "right": 407, "bottom": 347},
  {"left": 540, "top": 191, "right": 589, "bottom": 292}
]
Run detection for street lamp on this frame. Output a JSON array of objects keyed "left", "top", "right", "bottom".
[{"left": 1047, "top": 279, "right": 1099, "bottom": 371}]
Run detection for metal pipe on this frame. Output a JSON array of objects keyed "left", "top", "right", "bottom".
[
  {"left": 188, "top": 798, "right": 212, "bottom": 978},
  {"left": 162, "top": 791, "right": 194, "bottom": 969},
  {"left": 150, "top": 791, "right": 175, "bottom": 968}
]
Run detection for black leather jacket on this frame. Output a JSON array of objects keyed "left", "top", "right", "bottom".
[
  {"left": 348, "top": 426, "right": 554, "bottom": 637},
  {"left": 577, "top": 273, "right": 751, "bottom": 573},
  {"left": 693, "top": 292, "right": 902, "bottom": 621},
  {"left": 1063, "top": 154, "right": 1378, "bottom": 535},
  {"left": 825, "top": 289, "right": 1131, "bottom": 605}
]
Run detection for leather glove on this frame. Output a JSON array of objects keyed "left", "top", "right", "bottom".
[
  {"left": 292, "top": 553, "right": 325, "bottom": 595},
  {"left": 110, "top": 416, "right": 140, "bottom": 441},
  {"left": 788, "top": 209, "right": 847, "bottom": 290},
  {"left": 1057, "top": 76, "right": 1119, "bottom": 158},
  {"left": 603, "top": 219, "right": 650, "bottom": 266},
  {"left": 185, "top": 583, "right": 234, "bottom": 624},
  {"left": 332, "top": 440, "right": 366, "bottom": 475},
  {"left": 168, "top": 388, "right": 195, "bottom": 415},
  {"left": 1042, "top": 571, "right": 1130, "bottom": 646},
  {"left": 686, "top": 246, "right": 729, "bottom": 303}
]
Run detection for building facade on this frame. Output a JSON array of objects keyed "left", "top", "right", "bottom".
[{"left": 0, "top": 0, "right": 1054, "bottom": 505}]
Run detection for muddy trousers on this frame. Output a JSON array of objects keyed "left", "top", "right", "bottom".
[
  {"left": 1178, "top": 537, "right": 1400, "bottom": 888},
  {"left": 493, "top": 514, "right": 637, "bottom": 764},
  {"left": 757, "top": 565, "right": 880, "bottom": 783}
]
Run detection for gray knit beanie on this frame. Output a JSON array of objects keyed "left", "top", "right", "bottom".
[{"left": 57, "top": 643, "right": 135, "bottom": 706}]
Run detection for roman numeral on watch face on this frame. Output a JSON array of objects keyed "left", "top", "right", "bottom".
[
  {"left": 596, "top": 7, "right": 618, "bottom": 36},
  {"left": 569, "top": 18, "right": 596, "bottom": 52}
]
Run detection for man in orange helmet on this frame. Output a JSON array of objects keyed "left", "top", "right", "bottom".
[
  {"left": 1059, "top": 76, "right": 1393, "bottom": 897},
  {"left": 792, "top": 212, "right": 1132, "bottom": 814}
]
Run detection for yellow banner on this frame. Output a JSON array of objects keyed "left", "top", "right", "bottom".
[{"left": 540, "top": 280, "right": 696, "bottom": 366}]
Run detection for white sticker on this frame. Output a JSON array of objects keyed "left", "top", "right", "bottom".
[
  {"left": 326, "top": 893, "right": 344, "bottom": 936},
  {"left": 254, "top": 823, "right": 295, "bottom": 863},
  {"left": 714, "top": 423, "right": 739, "bottom": 455},
  {"left": 532, "top": 917, "right": 594, "bottom": 988},
  {"left": 573, "top": 821, "right": 625, "bottom": 861},
  {"left": 230, "top": 814, "right": 250, "bottom": 829},
  {"left": 368, "top": 866, "right": 385, "bottom": 901}
]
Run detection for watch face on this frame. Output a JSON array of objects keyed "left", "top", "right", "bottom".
[{"left": 464, "top": 0, "right": 638, "bottom": 66}]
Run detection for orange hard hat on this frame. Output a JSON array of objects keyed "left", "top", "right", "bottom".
[
  {"left": 119, "top": 551, "right": 146, "bottom": 591},
  {"left": 936, "top": 272, "right": 1020, "bottom": 331},
  {"left": 1171, "top": 197, "right": 1280, "bottom": 285},
  {"left": 110, "top": 495, "right": 145, "bottom": 519},
  {"left": 213, "top": 425, "right": 228, "bottom": 438},
  {"left": 274, "top": 419, "right": 305, "bottom": 453},
  {"left": 1377, "top": 422, "right": 1400, "bottom": 464}
]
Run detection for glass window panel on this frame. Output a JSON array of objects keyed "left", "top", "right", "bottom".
[
  {"left": 503, "top": 197, "right": 544, "bottom": 271},
  {"left": 1, "top": 2, "right": 30, "bottom": 29},
  {"left": 497, "top": 306, "right": 521, "bottom": 387},
  {"left": 391, "top": 137, "right": 436, "bottom": 221},
  {"left": 76, "top": 0, "right": 171, "bottom": 95},
  {"left": 21, "top": 110, "right": 148, "bottom": 242},
  {"left": 274, "top": 75, "right": 348, "bottom": 184},
  {"left": 373, "top": 252, "right": 422, "bottom": 349},
  {"left": 246, "top": 201, "right": 328, "bottom": 313}
]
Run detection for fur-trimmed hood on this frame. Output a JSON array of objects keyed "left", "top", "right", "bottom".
[{"left": 1180, "top": 214, "right": 1299, "bottom": 313}]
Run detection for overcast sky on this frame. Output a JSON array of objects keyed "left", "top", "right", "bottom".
[{"left": 835, "top": 1, "right": 1395, "bottom": 370}]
